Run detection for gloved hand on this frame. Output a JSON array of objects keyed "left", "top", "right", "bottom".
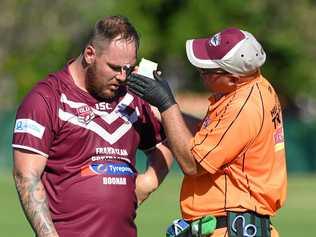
[{"left": 127, "top": 71, "right": 176, "bottom": 112}]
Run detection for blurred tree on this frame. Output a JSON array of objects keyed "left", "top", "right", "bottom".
[
  {"left": 0, "top": 0, "right": 315, "bottom": 112},
  {"left": 1, "top": 0, "right": 117, "bottom": 101}
]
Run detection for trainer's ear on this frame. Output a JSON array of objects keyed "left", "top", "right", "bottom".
[
  {"left": 229, "top": 75, "right": 239, "bottom": 86},
  {"left": 221, "top": 75, "right": 238, "bottom": 93},
  {"left": 83, "top": 45, "right": 96, "bottom": 65}
]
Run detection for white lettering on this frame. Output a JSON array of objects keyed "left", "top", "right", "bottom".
[
  {"left": 95, "top": 147, "right": 129, "bottom": 156},
  {"left": 103, "top": 177, "right": 126, "bottom": 185},
  {"left": 107, "top": 147, "right": 115, "bottom": 155},
  {"left": 95, "top": 102, "right": 112, "bottom": 111},
  {"left": 108, "top": 164, "right": 133, "bottom": 174},
  {"left": 121, "top": 150, "right": 128, "bottom": 156},
  {"left": 78, "top": 106, "right": 90, "bottom": 113},
  {"left": 91, "top": 155, "right": 131, "bottom": 163},
  {"left": 96, "top": 148, "right": 103, "bottom": 155}
]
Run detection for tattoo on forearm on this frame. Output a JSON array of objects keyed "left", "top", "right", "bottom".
[{"left": 14, "top": 170, "right": 57, "bottom": 236}]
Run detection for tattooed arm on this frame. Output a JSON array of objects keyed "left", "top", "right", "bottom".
[{"left": 13, "top": 149, "right": 59, "bottom": 237}]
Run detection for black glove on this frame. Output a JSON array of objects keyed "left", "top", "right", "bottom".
[{"left": 127, "top": 71, "right": 176, "bottom": 112}]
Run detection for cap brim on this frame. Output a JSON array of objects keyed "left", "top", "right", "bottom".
[{"left": 186, "top": 39, "right": 219, "bottom": 69}]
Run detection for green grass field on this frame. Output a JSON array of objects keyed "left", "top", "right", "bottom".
[{"left": 1, "top": 172, "right": 315, "bottom": 236}]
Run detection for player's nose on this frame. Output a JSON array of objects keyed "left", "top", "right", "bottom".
[{"left": 115, "top": 69, "right": 128, "bottom": 84}]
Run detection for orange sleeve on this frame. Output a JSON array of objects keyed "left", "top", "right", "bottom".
[{"left": 191, "top": 98, "right": 262, "bottom": 174}]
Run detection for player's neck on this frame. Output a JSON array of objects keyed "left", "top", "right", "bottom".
[{"left": 68, "top": 55, "right": 88, "bottom": 92}]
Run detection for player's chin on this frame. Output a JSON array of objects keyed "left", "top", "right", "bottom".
[{"left": 101, "top": 88, "right": 118, "bottom": 99}]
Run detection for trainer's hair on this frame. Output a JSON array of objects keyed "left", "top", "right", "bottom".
[{"left": 88, "top": 15, "right": 140, "bottom": 54}]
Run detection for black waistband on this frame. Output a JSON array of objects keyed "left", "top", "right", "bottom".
[{"left": 216, "top": 216, "right": 228, "bottom": 229}]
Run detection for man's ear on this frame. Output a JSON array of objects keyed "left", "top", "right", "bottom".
[
  {"left": 83, "top": 45, "right": 96, "bottom": 65},
  {"left": 221, "top": 75, "right": 239, "bottom": 93}
]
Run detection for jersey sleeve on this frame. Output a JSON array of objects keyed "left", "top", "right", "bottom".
[
  {"left": 136, "top": 103, "right": 166, "bottom": 151},
  {"left": 191, "top": 99, "right": 262, "bottom": 174},
  {"left": 12, "top": 84, "right": 56, "bottom": 157}
]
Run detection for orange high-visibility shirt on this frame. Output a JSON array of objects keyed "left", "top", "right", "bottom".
[{"left": 180, "top": 74, "right": 287, "bottom": 220}]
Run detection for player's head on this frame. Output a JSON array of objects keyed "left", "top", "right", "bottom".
[
  {"left": 83, "top": 15, "right": 139, "bottom": 100},
  {"left": 185, "top": 28, "right": 266, "bottom": 93}
]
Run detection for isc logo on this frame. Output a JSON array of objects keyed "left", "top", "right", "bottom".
[{"left": 95, "top": 102, "right": 112, "bottom": 111}]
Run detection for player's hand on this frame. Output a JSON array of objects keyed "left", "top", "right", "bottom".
[{"left": 127, "top": 71, "right": 176, "bottom": 112}]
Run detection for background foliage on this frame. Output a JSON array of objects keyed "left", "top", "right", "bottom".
[{"left": 1, "top": 0, "right": 316, "bottom": 110}]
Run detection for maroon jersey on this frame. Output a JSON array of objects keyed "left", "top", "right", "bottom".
[{"left": 12, "top": 64, "right": 165, "bottom": 237}]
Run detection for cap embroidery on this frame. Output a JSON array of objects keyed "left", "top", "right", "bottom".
[{"left": 208, "top": 33, "right": 221, "bottom": 47}]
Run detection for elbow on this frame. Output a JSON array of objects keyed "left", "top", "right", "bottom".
[
  {"left": 182, "top": 167, "right": 198, "bottom": 176},
  {"left": 180, "top": 163, "right": 199, "bottom": 176},
  {"left": 137, "top": 173, "right": 159, "bottom": 192},
  {"left": 176, "top": 153, "right": 199, "bottom": 176},
  {"left": 147, "top": 175, "right": 159, "bottom": 191}
]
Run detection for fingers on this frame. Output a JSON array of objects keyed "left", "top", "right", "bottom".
[
  {"left": 129, "top": 73, "right": 152, "bottom": 84},
  {"left": 127, "top": 74, "right": 147, "bottom": 86},
  {"left": 127, "top": 72, "right": 159, "bottom": 99},
  {"left": 127, "top": 77, "right": 148, "bottom": 90},
  {"left": 127, "top": 86, "right": 144, "bottom": 98},
  {"left": 128, "top": 80, "right": 146, "bottom": 91}
]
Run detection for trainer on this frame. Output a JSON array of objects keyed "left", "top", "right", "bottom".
[{"left": 127, "top": 27, "right": 287, "bottom": 237}]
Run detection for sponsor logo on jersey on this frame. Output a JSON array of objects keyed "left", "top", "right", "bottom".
[
  {"left": 95, "top": 102, "right": 112, "bottom": 111},
  {"left": 91, "top": 155, "right": 131, "bottom": 163},
  {"left": 76, "top": 105, "right": 95, "bottom": 124},
  {"left": 81, "top": 163, "right": 134, "bottom": 176},
  {"left": 202, "top": 117, "right": 211, "bottom": 128},
  {"left": 274, "top": 127, "right": 284, "bottom": 152},
  {"left": 103, "top": 177, "right": 126, "bottom": 185},
  {"left": 271, "top": 104, "right": 282, "bottom": 129},
  {"left": 96, "top": 147, "right": 128, "bottom": 156},
  {"left": 14, "top": 119, "right": 45, "bottom": 139}
]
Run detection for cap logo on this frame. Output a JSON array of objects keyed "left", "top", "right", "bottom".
[{"left": 208, "top": 33, "right": 221, "bottom": 47}]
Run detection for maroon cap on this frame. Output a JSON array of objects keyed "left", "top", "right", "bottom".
[{"left": 186, "top": 28, "right": 266, "bottom": 75}]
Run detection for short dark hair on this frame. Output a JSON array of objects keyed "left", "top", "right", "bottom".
[{"left": 89, "top": 15, "right": 140, "bottom": 53}]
